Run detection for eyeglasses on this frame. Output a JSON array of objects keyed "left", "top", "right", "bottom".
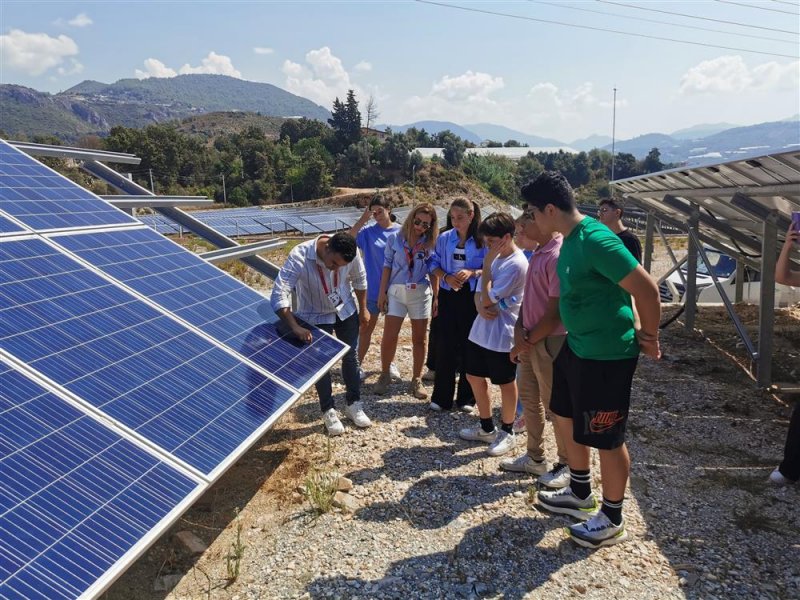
[
  {"left": 598, "top": 207, "right": 617, "bottom": 214},
  {"left": 413, "top": 218, "right": 432, "bottom": 230}
]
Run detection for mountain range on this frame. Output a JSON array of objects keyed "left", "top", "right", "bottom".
[{"left": 1, "top": 74, "right": 797, "bottom": 165}]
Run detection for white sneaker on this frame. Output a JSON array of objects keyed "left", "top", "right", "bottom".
[
  {"left": 344, "top": 401, "right": 372, "bottom": 428},
  {"left": 422, "top": 368, "right": 436, "bottom": 382},
  {"left": 768, "top": 467, "right": 795, "bottom": 485},
  {"left": 512, "top": 414, "right": 526, "bottom": 434},
  {"left": 539, "top": 462, "right": 571, "bottom": 489},
  {"left": 458, "top": 424, "right": 497, "bottom": 444},
  {"left": 457, "top": 404, "right": 476, "bottom": 414},
  {"left": 429, "top": 401, "right": 444, "bottom": 412},
  {"left": 389, "top": 362, "right": 402, "bottom": 380},
  {"left": 568, "top": 512, "right": 628, "bottom": 548},
  {"left": 499, "top": 454, "right": 547, "bottom": 475},
  {"left": 358, "top": 367, "right": 367, "bottom": 381},
  {"left": 487, "top": 431, "right": 516, "bottom": 457},
  {"left": 323, "top": 408, "right": 344, "bottom": 436}
]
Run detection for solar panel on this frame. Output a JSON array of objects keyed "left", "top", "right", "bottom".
[
  {"left": 0, "top": 215, "right": 25, "bottom": 235},
  {"left": 0, "top": 359, "right": 203, "bottom": 600},
  {"left": 0, "top": 142, "right": 137, "bottom": 231},
  {"left": 0, "top": 236, "right": 297, "bottom": 477},
  {"left": 51, "top": 227, "right": 348, "bottom": 390}
]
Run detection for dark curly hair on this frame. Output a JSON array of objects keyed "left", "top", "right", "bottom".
[
  {"left": 328, "top": 232, "right": 358, "bottom": 262},
  {"left": 520, "top": 171, "right": 576, "bottom": 212}
]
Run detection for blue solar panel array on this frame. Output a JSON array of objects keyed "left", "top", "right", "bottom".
[
  {"left": 0, "top": 237, "right": 296, "bottom": 476},
  {"left": 54, "top": 227, "right": 347, "bottom": 390},
  {"left": 0, "top": 360, "right": 202, "bottom": 600},
  {"left": 0, "top": 143, "right": 137, "bottom": 231},
  {"left": 0, "top": 139, "right": 350, "bottom": 598}
]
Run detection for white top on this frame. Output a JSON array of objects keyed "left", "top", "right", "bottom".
[
  {"left": 271, "top": 236, "right": 367, "bottom": 325},
  {"left": 468, "top": 248, "right": 528, "bottom": 352}
]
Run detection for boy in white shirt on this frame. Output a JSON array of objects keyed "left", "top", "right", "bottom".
[{"left": 458, "top": 213, "right": 529, "bottom": 456}]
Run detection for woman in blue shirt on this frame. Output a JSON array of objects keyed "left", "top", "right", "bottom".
[
  {"left": 373, "top": 203, "right": 439, "bottom": 399},
  {"left": 349, "top": 196, "right": 400, "bottom": 378},
  {"left": 429, "top": 198, "right": 486, "bottom": 411}
]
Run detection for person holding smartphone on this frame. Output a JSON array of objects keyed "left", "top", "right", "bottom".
[{"left": 770, "top": 218, "right": 800, "bottom": 485}]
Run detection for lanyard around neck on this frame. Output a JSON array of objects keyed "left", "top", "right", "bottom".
[{"left": 316, "top": 263, "right": 339, "bottom": 294}]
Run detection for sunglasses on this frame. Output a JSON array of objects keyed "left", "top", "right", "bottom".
[{"left": 413, "top": 218, "right": 432, "bottom": 230}]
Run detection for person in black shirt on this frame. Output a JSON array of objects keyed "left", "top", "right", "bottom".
[{"left": 598, "top": 199, "right": 642, "bottom": 264}]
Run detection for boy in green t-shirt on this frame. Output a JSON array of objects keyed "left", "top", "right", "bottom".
[{"left": 520, "top": 171, "right": 661, "bottom": 549}]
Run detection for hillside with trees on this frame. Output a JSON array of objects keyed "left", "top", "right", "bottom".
[{"left": 27, "top": 90, "right": 671, "bottom": 208}]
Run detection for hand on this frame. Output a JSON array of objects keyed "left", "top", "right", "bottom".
[
  {"left": 292, "top": 325, "right": 313, "bottom": 344},
  {"left": 361, "top": 206, "right": 373, "bottom": 221},
  {"left": 509, "top": 344, "right": 527, "bottom": 363},
  {"left": 359, "top": 309, "right": 370, "bottom": 329},
  {"left": 483, "top": 243, "right": 501, "bottom": 269},
  {"left": 478, "top": 303, "right": 498, "bottom": 320},
  {"left": 786, "top": 223, "right": 800, "bottom": 247},
  {"left": 445, "top": 273, "right": 462, "bottom": 291},
  {"left": 514, "top": 328, "right": 533, "bottom": 353},
  {"left": 432, "top": 298, "right": 439, "bottom": 318},
  {"left": 636, "top": 330, "right": 661, "bottom": 359},
  {"left": 454, "top": 269, "right": 472, "bottom": 283},
  {"left": 378, "top": 291, "right": 388, "bottom": 313}
]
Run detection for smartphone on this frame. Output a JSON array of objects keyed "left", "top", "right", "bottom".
[{"left": 793, "top": 211, "right": 800, "bottom": 244}]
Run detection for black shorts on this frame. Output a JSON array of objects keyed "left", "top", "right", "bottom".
[
  {"left": 465, "top": 340, "right": 517, "bottom": 385},
  {"left": 550, "top": 342, "right": 638, "bottom": 450}
]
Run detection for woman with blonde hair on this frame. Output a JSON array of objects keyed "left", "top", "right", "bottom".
[{"left": 374, "top": 203, "right": 439, "bottom": 399}]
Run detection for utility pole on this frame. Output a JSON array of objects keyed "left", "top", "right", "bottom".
[
  {"left": 221, "top": 174, "right": 227, "bottom": 204},
  {"left": 611, "top": 86, "right": 617, "bottom": 182},
  {"left": 412, "top": 164, "right": 417, "bottom": 200},
  {"left": 148, "top": 168, "right": 155, "bottom": 193}
]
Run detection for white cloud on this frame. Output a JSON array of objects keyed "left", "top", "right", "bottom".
[
  {"left": 0, "top": 29, "right": 79, "bottom": 76},
  {"left": 134, "top": 52, "right": 241, "bottom": 79},
  {"left": 354, "top": 60, "right": 372, "bottom": 72},
  {"left": 253, "top": 46, "right": 274, "bottom": 55},
  {"left": 68, "top": 13, "right": 93, "bottom": 27},
  {"left": 178, "top": 51, "right": 241, "bottom": 77},
  {"left": 430, "top": 70, "right": 504, "bottom": 102},
  {"left": 679, "top": 55, "right": 799, "bottom": 95},
  {"left": 135, "top": 58, "right": 178, "bottom": 79},
  {"left": 282, "top": 46, "right": 362, "bottom": 107},
  {"left": 57, "top": 58, "right": 84, "bottom": 76}
]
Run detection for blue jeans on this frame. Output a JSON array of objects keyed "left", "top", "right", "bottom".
[{"left": 315, "top": 312, "right": 361, "bottom": 412}]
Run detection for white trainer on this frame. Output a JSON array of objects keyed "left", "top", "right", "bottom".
[
  {"left": 458, "top": 424, "right": 497, "bottom": 444},
  {"left": 323, "top": 408, "right": 344, "bottom": 436},
  {"left": 487, "top": 431, "right": 516, "bottom": 456},
  {"left": 768, "top": 467, "right": 795, "bottom": 485},
  {"left": 344, "top": 402, "right": 372, "bottom": 428},
  {"left": 499, "top": 454, "right": 548, "bottom": 475},
  {"left": 389, "top": 362, "right": 402, "bottom": 380},
  {"left": 539, "top": 462, "right": 571, "bottom": 489},
  {"left": 358, "top": 367, "right": 367, "bottom": 381}
]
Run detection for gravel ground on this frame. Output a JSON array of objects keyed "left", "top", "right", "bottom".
[{"left": 107, "top": 310, "right": 800, "bottom": 600}]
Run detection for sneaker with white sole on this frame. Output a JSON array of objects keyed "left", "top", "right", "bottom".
[
  {"left": 428, "top": 401, "right": 444, "bottom": 412},
  {"left": 389, "top": 362, "right": 402, "bottom": 380},
  {"left": 458, "top": 424, "right": 497, "bottom": 444},
  {"left": 422, "top": 368, "right": 436, "bottom": 382},
  {"left": 500, "top": 454, "right": 548, "bottom": 475},
  {"left": 323, "top": 408, "right": 345, "bottom": 436},
  {"left": 457, "top": 404, "right": 476, "bottom": 414},
  {"left": 568, "top": 512, "right": 628, "bottom": 548},
  {"left": 538, "top": 462, "right": 571, "bottom": 489},
  {"left": 358, "top": 367, "right": 367, "bottom": 381},
  {"left": 344, "top": 402, "right": 372, "bottom": 428},
  {"left": 512, "top": 414, "right": 526, "bottom": 434},
  {"left": 537, "top": 486, "right": 599, "bottom": 520},
  {"left": 769, "top": 467, "right": 796, "bottom": 485},
  {"left": 487, "top": 431, "right": 516, "bottom": 456},
  {"left": 374, "top": 372, "right": 391, "bottom": 395}
]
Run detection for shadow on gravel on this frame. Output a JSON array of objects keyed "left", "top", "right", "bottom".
[
  {"left": 357, "top": 473, "right": 531, "bottom": 530},
  {"left": 306, "top": 515, "right": 582, "bottom": 599},
  {"left": 347, "top": 444, "right": 485, "bottom": 485}
]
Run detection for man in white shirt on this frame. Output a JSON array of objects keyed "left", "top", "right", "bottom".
[{"left": 271, "top": 233, "right": 372, "bottom": 435}]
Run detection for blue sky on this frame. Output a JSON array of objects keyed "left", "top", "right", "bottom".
[{"left": 1, "top": 1, "right": 798, "bottom": 142}]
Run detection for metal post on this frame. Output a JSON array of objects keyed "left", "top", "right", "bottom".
[
  {"left": 757, "top": 213, "right": 778, "bottom": 388},
  {"left": 684, "top": 205, "right": 700, "bottom": 330},
  {"left": 643, "top": 212, "right": 655, "bottom": 272},
  {"left": 611, "top": 86, "right": 617, "bottom": 181},
  {"left": 735, "top": 260, "right": 744, "bottom": 303}
]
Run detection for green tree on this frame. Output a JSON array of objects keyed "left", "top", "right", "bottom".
[
  {"left": 438, "top": 131, "right": 465, "bottom": 168},
  {"left": 328, "top": 89, "right": 362, "bottom": 153},
  {"left": 642, "top": 147, "right": 663, "bottom": 173}
]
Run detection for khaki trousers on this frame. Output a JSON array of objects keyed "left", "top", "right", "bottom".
[{"left": 517, "top": 335, "right": 567, "bottom": 464}]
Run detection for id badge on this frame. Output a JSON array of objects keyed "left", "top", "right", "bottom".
[
  {"left": 327, "top": 291, "right": 342, "bottom": 307},
  {"left": 334, "top": 301, "right": 347, "bottom": 318},
  {"left": 405, "top": 282, "right": 418, "bottom": 290}
]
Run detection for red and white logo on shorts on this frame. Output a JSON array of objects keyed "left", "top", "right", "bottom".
[{"left": 585, "top": 410, "right": 625, "bottom": 434}]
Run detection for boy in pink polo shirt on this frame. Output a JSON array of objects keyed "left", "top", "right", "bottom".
[{"left": 505, "top": 211, "right": 570, "bottom": 489}]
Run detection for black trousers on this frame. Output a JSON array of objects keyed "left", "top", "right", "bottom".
[
  {"left": 431, "top": 286, "right": 477, "bottom": 409},
  {"left": 425, "top": 315, "right": 438, "bottom": 370},
  {"left": 779, "top": 401, "right": 800, "bottom": 481}
]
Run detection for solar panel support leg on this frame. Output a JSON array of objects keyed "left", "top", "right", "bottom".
[
  {"left": 643, "top": 212, "right": 655, "bottom": 273},
  {"left": 684, "top": 206, "right": 700, "bottom": 331},
  {"left": 757, "top": 213, "right": 778, "bottom": 388},
  {"left": 734, "top": 260, "right": 744, "bottom": 303}
]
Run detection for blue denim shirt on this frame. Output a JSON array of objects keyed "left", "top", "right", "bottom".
[
  {"left": 430, "top": 228, "right": 486, "bottom": 292},
  {"left": 383, "top": 231, "right": 434, "bottom": 288}
]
